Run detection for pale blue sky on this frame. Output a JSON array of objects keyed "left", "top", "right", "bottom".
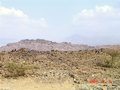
[{"left": 0, "top": 0, "right": 120, "bottom": 46}]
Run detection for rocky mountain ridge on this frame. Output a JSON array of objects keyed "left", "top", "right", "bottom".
[
  {"left": 0, "top": 39, "right": 94, "bottom": 51},
  {"left": 0, "top": 39, "right": 120, "bottom": 51}
]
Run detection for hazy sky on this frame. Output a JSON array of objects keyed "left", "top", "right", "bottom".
[{"left": 0, "top": 0, "right": 120, "bottom": 46}]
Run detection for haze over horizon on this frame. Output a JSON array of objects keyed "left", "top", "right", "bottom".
[{"left": 0, "top": 0, "right": 120, "bottom": 45}]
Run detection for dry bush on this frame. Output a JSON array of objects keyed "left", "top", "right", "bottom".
[
  {"left": 96, "top": 50, "right": 120, "bottom": 68},
  {"left": 96, "top": 54, "right": 112, "bottom": 68},
  {"left": 112, "top": 59, "right": 120, "bottom": 68},
  {"left": 2, "top": 61, "right": 30, "bottom": 78},
  {"left": 104, "top": 49, "right": 120, "bottom": 68}
]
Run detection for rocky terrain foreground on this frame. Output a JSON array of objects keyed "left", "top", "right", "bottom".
[
  {"left": 0, "top": 39, "right": 120, "bottom": 90},
  {"left": 0, "top": 47, "right": 120, "bottom": 90}
]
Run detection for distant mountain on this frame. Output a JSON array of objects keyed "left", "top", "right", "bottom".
[
  {"left": 0, "top": 39, "right": 94, "bottom": 51},
  {"left": 96, "top": 45, "right": 120, "bottom": 50}
]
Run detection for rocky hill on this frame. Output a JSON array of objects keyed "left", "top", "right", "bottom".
[{"left": 0, "top": 39, "right": 94, "bottom": 51}]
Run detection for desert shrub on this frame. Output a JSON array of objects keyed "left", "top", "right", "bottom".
[
  {"left": 104, "top": 49, "right": 119, "bottom": 58},
  {"left": 112, "top": 59, "right": 120, "bottom": 68},
  {"left": 104, "top": 49, "right": 120, "bottom": 68},
  {"left": 103, "top": 49, "right": 120, "bottom": 57},
  {"left": 96, "top": 52, "right": 120, "bottom": 68},
  {"left": 96, "top": 54, "right": 112, "bottom": 68},
  {"left": 2, "top": 61, "right": 29, "bottom": 78}
]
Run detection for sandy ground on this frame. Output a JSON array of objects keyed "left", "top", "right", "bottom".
[
  {"left": 0, "top": 77, "right": 74, "bottom": 90},
  {"left": 1, "top": 77, "right": 119, "bottom": 90}
]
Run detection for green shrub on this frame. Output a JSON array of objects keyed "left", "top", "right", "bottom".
[
  {"left": 96, "top": 54, "right": 112, "bottom": 68},
  {"left": 104, "top": 49, "right": 120, "bottom": 68},
  {"left": 112, "top": 59, "right": 120, "bottom": 68},
  {"left": 96, "top": 52, "right": 120, "bottom": 68},
  {"left": 3, "top": 61, "right": 28, "bottom": 78},
  {"left": 103, "top": 49, "right": 120, "bottom": 57}
]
